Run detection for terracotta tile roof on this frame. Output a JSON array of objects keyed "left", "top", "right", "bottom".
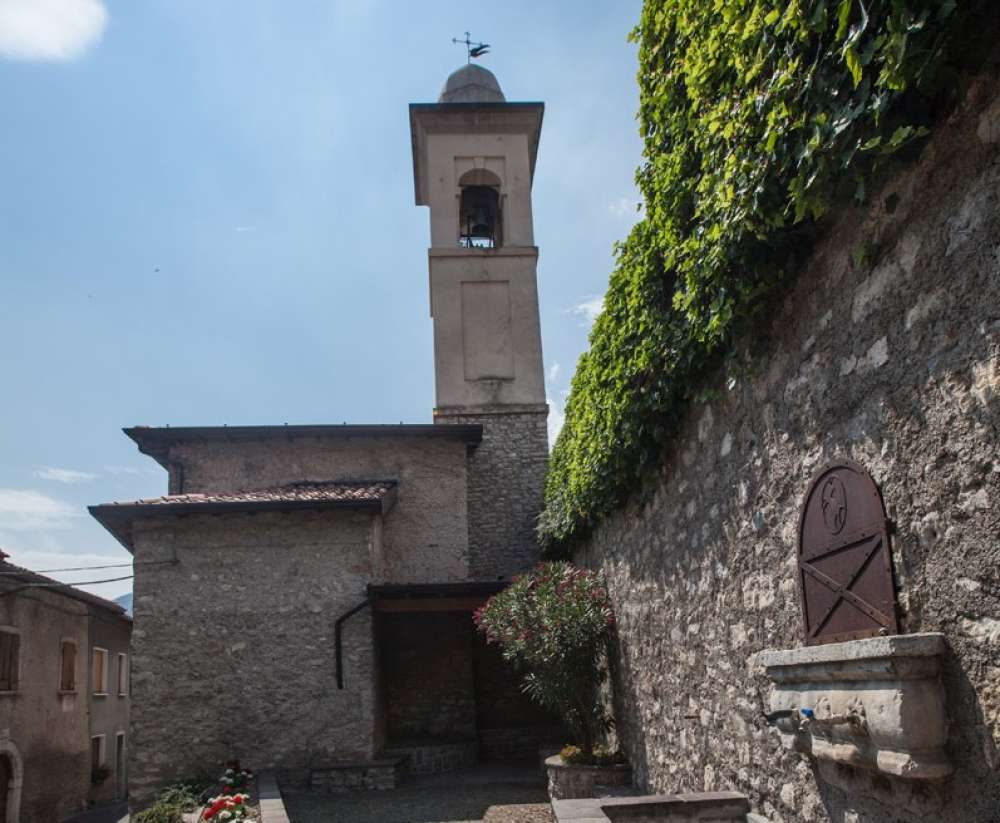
[
  {"left": 122, "top": 480, "right": 396, "bottom": 508},
  {"left": 89, "top": 481, "right": 397, "bottom": 553}
]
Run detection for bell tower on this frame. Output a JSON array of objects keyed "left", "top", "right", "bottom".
[{"left": 410, "top": 64, "right": 549, "bottom": 578}]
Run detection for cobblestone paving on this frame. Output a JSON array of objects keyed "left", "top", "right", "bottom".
[{"left": 283, "top": 766, "right": 551, "bottom": 823}]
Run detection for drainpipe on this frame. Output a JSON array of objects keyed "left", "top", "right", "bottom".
[{"left": 334, "top": 597, "right": 371, "bottom": 690}]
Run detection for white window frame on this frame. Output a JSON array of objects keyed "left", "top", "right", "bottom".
[
  {"left": 91, "top": 734, "right": 106, "bottom": 767},
  {"left": 0, "top": 626, "right": 21, "bottom": 694},
  {"left": 116, "top": 652, "right": 128, "bottom": 697},
  {"left": 92, "top": 647, "right": 109, "bottom": 696}
]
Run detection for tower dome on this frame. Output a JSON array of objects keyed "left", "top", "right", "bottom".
[{"left": 438, "top": 64, "right": 506, "bottom": 103}]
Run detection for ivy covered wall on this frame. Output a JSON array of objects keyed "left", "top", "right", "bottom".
[{"left": 540, "top": 0, "right": 990, "bottom": 550}]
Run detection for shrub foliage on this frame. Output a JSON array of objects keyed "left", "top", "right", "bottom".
[
  {"left": 539, "top": 0, "right": 983, "bottom": 550},
  {"left": 474, "top": 563, "right": 615, "bottom": 756}
]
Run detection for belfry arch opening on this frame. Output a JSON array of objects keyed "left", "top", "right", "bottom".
[{"left": 458, "top": 169, "right": 502, "bottom": 248}]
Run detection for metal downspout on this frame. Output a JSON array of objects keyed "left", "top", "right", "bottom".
[{"left": 334, "top": 597, "right": 371, "bottom": 690}]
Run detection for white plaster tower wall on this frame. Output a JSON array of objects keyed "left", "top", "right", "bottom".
[{"left": 410, "top": 65, "right": 549, "bottom": 578}]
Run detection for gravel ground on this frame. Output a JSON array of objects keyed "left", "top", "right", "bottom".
[
  {"left": 283, "top": 779, "right": 552, "bottom": 823},
  {"left": 482, "top": 802, "right": 553, "bottom": 823}
]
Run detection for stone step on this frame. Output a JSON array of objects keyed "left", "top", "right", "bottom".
[
  {"left": 551, "top": 791, "right": 766, "bottom": 822},
  {"left": 309, "top": 758, "right": 406, "bottom": 793}
]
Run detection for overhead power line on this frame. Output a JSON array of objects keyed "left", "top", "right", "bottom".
[
  {"left": 0, "top": 574, "right": 135, "bottom": 597},
  {"left": 14, "top": 562, "right": 132, "bottom": 573},
  {"left": 0, "top": 559, "right": 175, "bottom": 575}
]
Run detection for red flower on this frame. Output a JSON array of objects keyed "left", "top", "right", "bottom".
[
  {"left": 222, "top": 786, "right": 233, "bottom": 795},
  {"left": 203, "top": 797, "right": 229, "bottom": 820}
]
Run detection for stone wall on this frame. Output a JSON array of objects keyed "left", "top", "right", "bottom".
[
  {"left": 129, "top": 509, "right": 380, "bottom": 805},
  {"left": 571, "top": 73, "right": 1000, "bottom": 823},
  {"left": 438, "top": 407, "right": 549, "bottom": 579},
  {"left": 165, "top": 434, "right": 471, "bottom": 583}
]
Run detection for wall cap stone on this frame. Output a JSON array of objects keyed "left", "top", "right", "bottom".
[
  {"left": 755, "top": 632, "right": 945, "bottom": 669},
  {"left": 257, "top": 771, "right": 292, "bottom": 823},
  {"left": 551, "top": 792, "right": 757, "bottom": 823}
]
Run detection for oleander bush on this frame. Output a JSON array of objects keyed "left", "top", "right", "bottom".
[{"left": 474, "top": 562, "right": 616, "bottom": 757}]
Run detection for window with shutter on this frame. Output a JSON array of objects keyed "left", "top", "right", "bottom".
[
  {"left": 0, "top": 633, "right": 19, "bottom": 691},
  {"left": 92, "top": 648, "right": 108, "bottom": 695},
  {"left": 117, "top": 653, "right": 127, "bottom": 696}
]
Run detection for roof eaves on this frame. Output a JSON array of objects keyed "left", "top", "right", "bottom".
[
  {"left": 0, "top": 564, "right": 127, "bottom": 615},
  {"left": 125, "top": 424, "right": 484, "bottom": 460}
]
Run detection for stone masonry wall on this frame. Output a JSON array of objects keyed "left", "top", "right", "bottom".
[
  {"left": 166, "top": 434, "right": 470, "bottom": 583},
  {"left": 438, "top": 408, "right": 549, "bottom": 580},
  {"left": 128, "top": 509, "right": 380, "bottom": 805},
  {"left": 572, "top": 73, "right": 1000, "bottom": 823}
]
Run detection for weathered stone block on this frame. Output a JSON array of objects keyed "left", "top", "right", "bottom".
[
  {"left": 546, "top": 755, "right": 633, "bottom": 800},
  {"left": 755, "top": 634, "right": 951, "bottom": 780}
]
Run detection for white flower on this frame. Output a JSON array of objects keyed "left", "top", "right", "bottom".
[{"left": 219, "top": 812, "right": 233, "bottom": 821}]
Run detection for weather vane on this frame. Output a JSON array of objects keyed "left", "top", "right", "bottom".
[{"left": 452, "top": 31, "right": 490, "bottom": 63}]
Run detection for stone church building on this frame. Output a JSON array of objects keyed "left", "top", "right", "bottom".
[{"left": 90, "top": 64, "right": 556, "bottom": 804}]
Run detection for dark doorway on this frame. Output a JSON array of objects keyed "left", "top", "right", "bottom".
[
  {"left": 0, "top": 754, "right": 11, "bottom": 823},
  {"left": 115, "top": 733, "right": 126, "bottom": 799}
]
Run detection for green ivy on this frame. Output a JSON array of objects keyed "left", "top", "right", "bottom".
[{"left": 540, "top": 0, "right": 985, "bottom": 551}]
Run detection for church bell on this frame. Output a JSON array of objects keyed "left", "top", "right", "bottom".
[{"left": 459, "top": 185, "right": 500, "bottom": 247}]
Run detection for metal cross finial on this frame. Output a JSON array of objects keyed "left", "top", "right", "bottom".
[{"left": 452, "top": 31, "right": 490, "bottom": 63}]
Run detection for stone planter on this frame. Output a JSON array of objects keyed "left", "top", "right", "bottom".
[
  {"left": 538, "top": 743, "right": 563, "bottom": 775},
  {"left": 545, "top": 755, "right": 632, "bottom": 800}
]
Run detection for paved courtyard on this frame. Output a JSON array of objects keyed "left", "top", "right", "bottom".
[
  {"left": 282, "top": 764, "right": 552, "bottom": 823},
  {"left": 61, "top": 801, "right": 130, "bottom": 823}
]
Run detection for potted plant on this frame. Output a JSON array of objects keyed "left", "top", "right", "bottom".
[{"left": 474, "top": 562, "right": 629, "bottom": 798}]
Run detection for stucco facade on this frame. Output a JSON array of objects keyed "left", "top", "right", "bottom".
[
  {"left": 88, "top": 608, "right": 132, "bottom": 806},
  {"left": 0, "top": 561, "right": 130, "bottom": 823},
  {"left": 0, "top": 586, "right": 90, "bottom": 823},
  {"left": 570, "top": 72, "right": 1000, "bottom": 823}
]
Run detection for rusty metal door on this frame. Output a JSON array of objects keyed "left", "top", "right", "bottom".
[{"left": 797, "top": 460, "right": 898, "bottom": 645}]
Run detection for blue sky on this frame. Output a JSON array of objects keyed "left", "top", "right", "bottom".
[{"left": 0, "top": 0, "right": 643, "bottom": 600}]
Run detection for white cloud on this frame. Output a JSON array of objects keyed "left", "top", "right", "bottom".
[
  {"left": 235, "top": 226, "right": 253, "bottom": 233},
  {"left": 547, "top": 397, "right": 566, "bottom": 448},
  {"left": 105, "top": 465, "right": 161, "bottom": 477},
  {"left": 547, "top": 361, "right": 561, "bottom": 383},
  {"left": 570, "top": 295, "right": 605, "bottom": 326},
  {"left": 0, "top": 0, "right": 108, "bottom": 62},
  {"left": 0, "top": 488, "right": 80, "bottom": 531},
  {"left": 34, "top": 466, "right": 98, "bottom": 484},
  {"left": 609, "top": 197, "right": 642, "bottom": 219}
]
